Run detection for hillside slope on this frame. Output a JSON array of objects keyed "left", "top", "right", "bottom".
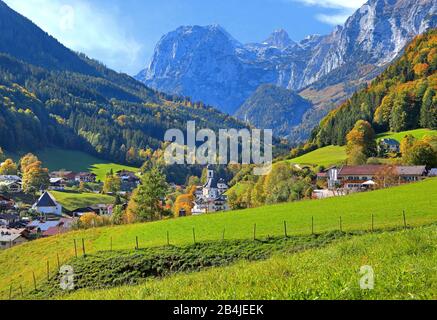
[
  {"left": 64, "top": 224, "right": 437, "bottom": 300},
  {"left": 1, "top": 178, "right": 437, "bottom": 298},
  {"left": 315, "top": 29, "right": 437, "bottom": 146},
  {"left": 0, "top": 1, "right": 246, "bottom": 165},
  {"left": 234, "top": 84, "right": 313, "bottom": 138}
]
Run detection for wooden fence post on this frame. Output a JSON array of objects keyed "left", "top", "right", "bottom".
[
  {"left": 311, "top": 217, "right": 314, "bottom": 235},
  {"left": 46, "top": 261, "right": 50, "bottom": 282},
  {"left": 284, "top": 221, "right": 288, "bottom": 238},
  {"left": 403, "top": 210, "right": 407, "bottom": 229},
  {"left": 371, "top": 214, "right": 374, "bottom": 232},
  {"left": 73, "top": 239, "right": 77, "bottom": 258},
  {"left": 32, "top": 271, "right": 37, "bottom": 291},
  {"left": 192, "top": 228, "right": 196, "bottom": 244},
  {"left": 339, "top": 216, "right": 343, "bottom": 232},
  {"left": 57, "top": 253, "right": 60, "bottom": 270},
  {"left": 135, "top": 236, "right": 139, "bottom": 250},
  {"left": 167, "top": 231, "right": 170, "bottom": 246},
  {"left": 82, "top": 239, "right": 86, "bottom": 257}
]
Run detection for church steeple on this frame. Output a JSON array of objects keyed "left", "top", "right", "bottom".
[{"left": 207, "top": 164, "right": 214, "bottom": 179}]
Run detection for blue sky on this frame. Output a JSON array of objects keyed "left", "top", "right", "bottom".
[{"left": 4, "top": 0, "right": 366, "bottom": 75}]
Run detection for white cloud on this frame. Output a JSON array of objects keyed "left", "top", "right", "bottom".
[
  {"left": 291, "top": 0, "right": 367, "bottom": 25},
  {"left": 315, "top": 13, "right": 352, "bottom": 25},
  {"left": 293, "top": 0, "right": 367, "bottom": 10},
  {"left": 3, "top": 0, "right": 143, "bottom": 74}
]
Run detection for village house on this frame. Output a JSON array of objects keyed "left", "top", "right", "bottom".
[
  {"left": 429, "top": 168, "right": 437, "bottom": 177},
  {"left": 0, "top": 195, "right": 15, "bottom": 211},
  {"left": 49, "top": 177, "right": 67, "bottom": 191},
  {"left": 75, "top": 172, "right": 97, "bottom": 183},
  {"left": 378, "top": 138, "right": 401, "bottom": 155},
  {"left": 0, "top": 175, "right": 22, "bottom": 193},
  {"left": 0, "top": 213, "right": 20, "bottom": 227},
  {"left": 26, "top": 218, "right": 72, "bottom": 237},
  {"left": 0, "top": 228, "right": 28, "bottom": 249},
  {"left": 32, "top": 191, "right": 63, "bottom": 217},
  {"left": 116, "top": 170, "right": 141, "bottom": 192},
  {"left": 192, "top": 166, "right": 229, "bottom": 215},
  {"left": 50, "top": 171, "right": 77, "bottom": 183},
  {"left": 69, "top": 204, "right": 112, "bottom": 217},
  {"left": 322, "top": 165, "right": 428, "bottom": 190}
]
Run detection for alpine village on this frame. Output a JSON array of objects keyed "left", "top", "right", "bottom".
[{"left": 0, "top": 0, "right": 437, "bottom": 301}]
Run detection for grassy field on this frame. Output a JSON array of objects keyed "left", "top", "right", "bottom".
[
  {"left": 285, "top": 129, "right": 437, "bottom": 168},
  {"left": 287, "top": 145, "right": 347, "bottom": 167},
  {"left": 64, "top": 224, "right": 437, "bottom": 300},
  {"left": 50, "top": 191, "right": 115, "bottom": 211},
  {"left": 1, "top": 178, "right": 437, "bottom": 299},
  {"left": 5, "top": 148, "right": 139, "bottom": 182},
  {"left": 377, "top": 129, "right": 437, "bottom": 142},
  {"left": 225, "top": 181, "right": 253, "bottom": 197}
]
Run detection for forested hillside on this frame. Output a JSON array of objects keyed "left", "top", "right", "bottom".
[
  {"left": 235, "top": 84, "right": 313, "bottom": 138},
  {"left": 314, "top": 29, "right": 437, "bottom": 147},
  {"left": 0, "top": 1, "right": 245, "bottom": 165}
]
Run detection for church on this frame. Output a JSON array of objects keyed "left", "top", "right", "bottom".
[{"left": 192, "top": 166, "right": 229, "bottom": 215}]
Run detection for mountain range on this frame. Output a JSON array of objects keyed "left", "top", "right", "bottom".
[{"left": 137, "top": 0, "right": 437, "bottom": 142}]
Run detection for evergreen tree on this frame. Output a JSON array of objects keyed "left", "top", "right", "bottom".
[
  {"left": 420, "top": 88, "right": 437, "bottom": 129},
  {"left": 128, "top": 167, "right": 169, "bottom": 222}
]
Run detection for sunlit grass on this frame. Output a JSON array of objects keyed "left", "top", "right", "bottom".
[
  {"left": 64, "top": 225, "right": 437, "bottom": 300},
  {"left": 1, "top": 178, "right": 436, "bottom": 299}
]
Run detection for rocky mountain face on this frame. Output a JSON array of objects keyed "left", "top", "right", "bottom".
[{"left": 137, "top": 0, "right": 437, "bottom": 141}]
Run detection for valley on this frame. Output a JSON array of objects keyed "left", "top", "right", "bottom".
[{"left": 1, "top": 0, "right": 437, "bottom": 303}]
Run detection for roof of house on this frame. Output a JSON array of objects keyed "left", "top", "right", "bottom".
[
  {"left": 51, "top": 171, "right": 74, "bottom": 176},
  {"left": 396, "top": 166, "right": 427, "bottom": 176},
  {"left": 0, "top": 180, "right": 21, "bottom": 186},
  {"left": 35, "top": 192, "right": 58, "bottom": 208},
  {"left": 380, "top": 138, "right": 400, "bottom": 145},
  {"left": 0, "top": 195, "right": 13, "bottom": 202},
  {"left": 0, "top": 213, "right": 19, "bottom": 220},
  {"left": 0, "top": 227, "right": 25, "bottom": 234},
  {"left": 0, "top": 175, "right": 21, "bottom": 182},
  {"left": 0, "top": 231, "right": 24, "bottom": 242},
  {"left": 27, "top": 220, "right": 61, "bottom": 232},
  {"left": 76, "top": 172, "right": 97, "bottom": 177},
  {"left": 338, "top": 165, "right": 427, "bottom": 177},
  {"left": 50, "top": 177, "right": 65, "bottom": 184},
  {"left": 42, "top": 226, "right": 68, "bottom": 237},
  {"left": 338, "top": 165, "right": 385, "bottom": 176},
  {"left": 0, "top": 227, "right": 27, "bottom": 241}
]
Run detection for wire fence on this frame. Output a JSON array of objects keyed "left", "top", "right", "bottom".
[{"left": 0, "top": 210, "right": 430, "bottom": 300}]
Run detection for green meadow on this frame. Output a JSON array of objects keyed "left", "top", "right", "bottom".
[
  {"left": 50, "top": 191, "right": 115, "bottom": 211},
  {"left": 286, "top": 129, "right": 437, "bottom": 168},
  {"left": 5, "top": 148, "right": 139, "bottom": 182},
  {"left": 287, "top": 145, "right": 347, "bottom": 167},
  {"left": 377, "top": 129, "right": 437, "bottom": 142},
  {"left": 1, "top": 178, "right": 436, "bottom": 299},
  {"left": 63, "top": 224, "right": 437, "bottom": 300}
]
